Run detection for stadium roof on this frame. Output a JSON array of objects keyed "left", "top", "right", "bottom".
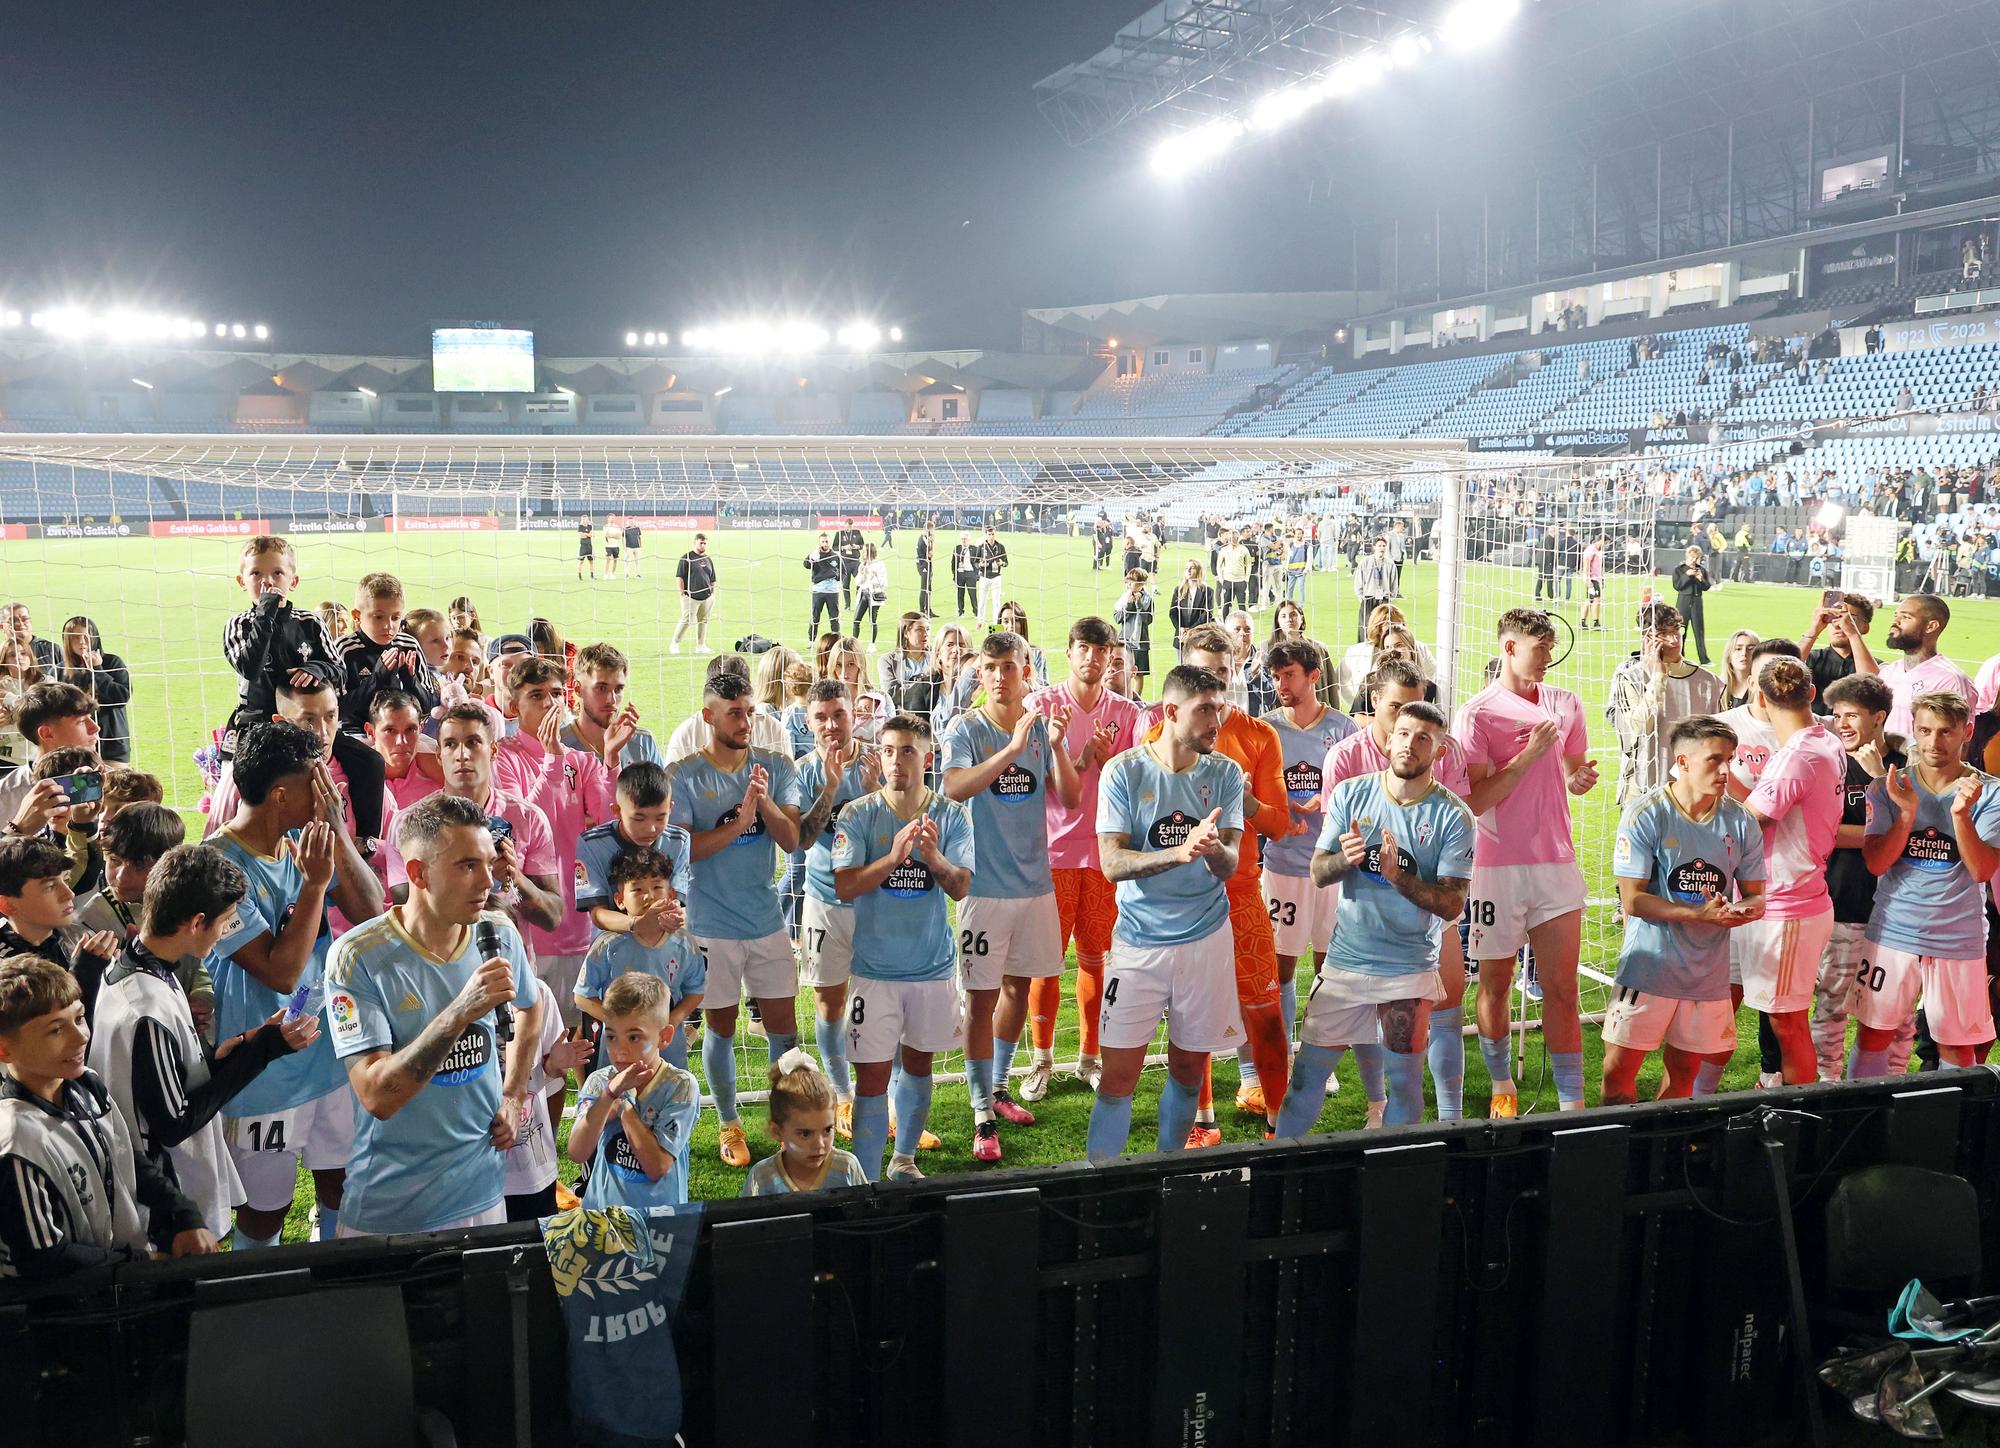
[{"left": 1025, "top": 291, "right": 1374, "bottom": 346}]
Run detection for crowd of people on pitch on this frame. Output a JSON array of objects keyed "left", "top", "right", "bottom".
[{"left": 13, "top": 514, "right": 2000, "bottom": 1281}]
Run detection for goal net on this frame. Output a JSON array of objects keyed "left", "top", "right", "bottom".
[{"left": 0, "top": 430, "right": 1613, "bottom": 1094}]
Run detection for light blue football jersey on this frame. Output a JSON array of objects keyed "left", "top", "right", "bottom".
[
  {"left": 576, "top": 1062, "right": 701, "bottom": 1211},
  {"left": 940, "top": 708, "right": 1055, "bottom": 900},
  {"left": 830, "top": 790, "right": 975, "bottom": 982},
  {"left": 1096, "top": 746, "right": 1245, "bottom": 948},
  {"left": 740, "top": 1149, "right": 871, "bottom": 1197},
  {"left": 667, "top": 749, "right": 800, "bottom": 940},
  {"left": 1611, "top": 787, "right": 1767, "bottom": 1000},
  {"left": 574, "top": 821, "right": 694, "bottom": 915},
  {"left": 1317, "top": 772, "right": 1476, "bottom": 975},
  {"left": 1864, "top": 768, "right": 2000, "bottom": 957},
  {"left": 1264, "top": 706, "right": 1356, "bottom": 879},
  {"left": 562, "top": 721, "right": 664, "bottom": 771},
  {"left": 324, "top": 910, "right": 538, "bottom": 1233},
  {"left": 206, "top": 828, "right": 346, "bottom": 1115},
  {"left": 793, "top": 747, "right": 878, "bottom": 906}
]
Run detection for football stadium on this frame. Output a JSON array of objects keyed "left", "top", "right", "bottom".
[{"left": 10, "top": 2, "right": 2000, "bottom": 1444}]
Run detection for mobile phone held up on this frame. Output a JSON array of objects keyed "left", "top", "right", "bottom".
[{"left": 54, "top": 770, "right": 101, "bottom": 805}]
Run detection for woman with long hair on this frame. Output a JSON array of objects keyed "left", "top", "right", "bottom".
[
  {"left": 448, "top": 595, "right": 482, "bottom": 634},
  {"left": 851, "top": 543, "right": 889, "bottom": 647},
  {"left": 315, "top": 600, "right": 349, "bottom": 642},
  {"left": 58, "top": 616, "right": 133, "bottom": 763},
  {"left": 881, "top": 611, "right": 932, "bottom": 709},
  {"left": 1265, "top": 600, "right": 1339, "bottom": 710},
  {"left": 1719, "top": 628, "right": 1761, "bottom": 709},
  {"left": 1349, "top": 624, "right": 1437, "bottom": 716},
  {"left": 0, "top": 640, "right": 43, "bottom": 774},
  {"left": 1334, "top": 602, "right": 1438, "bottom": 703},
  {"left": 925, "top": 623, "right": 978, "bottom": 738},
  {"left": 1169, "top": 559, "right": 1215, "bottom": 650},
  {"left": 993, "top": 599, "right": 1047, "bottom": 682}
]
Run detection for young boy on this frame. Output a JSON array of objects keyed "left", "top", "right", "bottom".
[
  {"left": 574, "top": 850, "right": 706, "bottom": 1071},
  {"left": 1601, "top": 717, "right": 1768, "bottom": 1104},
  {"left": 32, "top": 744, "right": 109, "bottom": 896},
  {"left": 0, "top": 956, "right": 216, "bottom": 1277},
  {"left": 568, "top": 972, "right": 702, "bottom": 1210},
  {"left": 90, "top": 844, "right": 317, "bottom": 1240},
  {"left": 575, "top": 761, "right": 693, "bottom": 937},
  {"left": 332, "top": 572, "right": 441, "bottom": 732},
  {"left": 221, "top": 535, "right": 386, "bottom": 844},
  {"left": 0, "top": 836, "right": 119, "bottom": 1027},
  {"left": 79, "top": 803, "right": 216, "bottom": 1039}
]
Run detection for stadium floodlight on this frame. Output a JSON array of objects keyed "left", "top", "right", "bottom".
[
  {"left": 1251, "top": 83, "right": 1319, "bottom": 132},
  {"left": 1, "top": 311, "right": 18, "bottom": 328},
  {"left": 192, "top": 323, "right": 207, "bottom": 337},
  {"left": 356, "top": 386, "right": 376, "bottom": 398},
  {"left": 253, "top": 324, "right": 269, "bottom": 340},
  {"left": 625, "top": 331, "right": 640, "bottom": 347},
  {"left": 231, "top": 323, "right": 247, "bottom": 339},
  {"left": 129, "top": 378, "right": 153, "bottom": 390},
  {"left": 642, "top": 331, "right": 657, "bottom": 347},
  {"left": 213, "top": 321, "right": 228, "bottom": 337},
  {"left": 1439, "top": 0, "right": 1520, "bottom": 48},
  {"left": 1149, "top": 116, "right": 1246, "bottom": 177},
  {"left": 889, "top": 326, "right": 903, "bottom": 343},
  {"left": 713, "top": 385, "right": 733, "bottom": 397},
  {"left": 835, "top": 321, "right": 882, "bottom": 350},
  {"left": 1388, "top": 33, "right": 1426, "bottom": 68}
]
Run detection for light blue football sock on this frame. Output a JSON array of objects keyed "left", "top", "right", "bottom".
[
  {"left": 1479, "top": 1035, "right": 1515, "bottom": 1090},
  {"left": 1383, "top": 1051, "right": 1426, "bottom": 1127},
  {"left": 813, "top": 1017, "right": 852, "bottom": 1098},
  {"left": 230, "top": 1225, "right": 279, "bottom": 1252},
  {"left": 966, "top": 1055, "right": 996, "bottom": 1116},
  {"left": 1155, "top": 1074, "right": 1200, "bottom": 1153},
  {"left": 315, "top": 1207, "right": 339, "bottom": 1242},
  {"left": 1086, "top": 1092, "right": 1134, "bottom": 1165},
  {"left": 993, "top": 1035, "right": 1020, "bottom": 1094},
  {"left": 1552, "top": 1050, "right": 1586, "bottom": 1107},
  {"left": 1850, "top": 1043, "right": 1890, "bottom": 1080},
  {"left": 702, "top": 1027, "right": 739, "bottom": 1124},
  {"left": 1280, "top": 971, "right": 1299, "bottom": 1044},
  {"left": 892, "top": 1070, "right": 933, "bottom": 1159},
  {"left": 765, "top": 1029, "right": 798, "bottom": 1068},
  {"left": 851, "top": 1093, "right": 890, "bottom": 1181},
  {"left": 1276, "top": 1044, "right": 1344, "bottom": 1136},
  {"left": 1354, "top": 1042, "right": 1387, "bottom": 1104},
  {"left": 1692, "top": 1060, "right": 1727, "bottom": 1096},
  {"left": 1428, "top": 1006, "right": 1466, "bottom": 1120},
  {"left": 1235, "top": 1038, "right": 1260, "bottom": 1087}
]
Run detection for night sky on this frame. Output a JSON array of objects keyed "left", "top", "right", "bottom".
[{"left": 0, "top": 3, "right": 1316, "bottom": 356}]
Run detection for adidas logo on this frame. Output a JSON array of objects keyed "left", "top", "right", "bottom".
[{"left": 398, "top": 991, "right": 423, "bottom": 1013}]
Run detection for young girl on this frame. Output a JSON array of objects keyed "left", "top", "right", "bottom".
[
  {"left": 0, "top": 640, "right": 42, "bottom": 776},
  {"left": 740, "top": 1049, "right": 869, "bottom": 1197},
  {"left": 58, "top": 617, "right": 132, "bottom": 764},
  {"left": 1719, "top": 628, "right": 1761, "bottom": 709},
  {"left": 881, "top": 612, "right": 931, "bottom": 709},
  {"left": 851, "top": 544, "right": 889, "bottom": 647},
  {"left": 448, "top": 595, "right": 483, "bottom": 635},
  {"left": 993, "top": 600, "right": 1047, "bottom": 682}
]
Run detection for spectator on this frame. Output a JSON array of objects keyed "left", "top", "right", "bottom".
[
  {"left": 670, "top": 532, "right": 718, "bottom": 656},
  {"left": 0, "top": 642, "right": 42, "bottom": 777},
  {"left": 1169, "top": 560, "right": 1216, "bottom": 649},
  {"left": 1112, "top": 570, "right": 1154, "bottom": 696},
  {"left": 1607, "top": 602, "right": 1724, "bottom": 803},
  {"left": 2, "top": 604, "right": 57, "bottom": 672},
  {"left": 56, "top": 616, "right": 131, "bottom": 765},
  {"left": 1863, "top": 593, "right": 1977, "bottom": 737},
  {"left": 851, "top": 544, "right": 889, "bottom": 648},
  {"left": 1671, "top": 547, "right": 1714, "bottom": 665},
  {"left": 950, "top": 531, "right": 979, "bottom": 619},
  {"left": 1353, "top": 537, "right": 1397, "bottom": 643}
]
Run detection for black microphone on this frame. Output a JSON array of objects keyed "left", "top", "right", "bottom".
[{"left": 475, "top": 919, "right": 513, "bottom": 1045}]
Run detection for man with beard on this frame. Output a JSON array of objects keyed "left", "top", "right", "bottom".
[
  {"left": 1273, "top": 702, "right": 1474, "bottom": 1132},
  {"left": 1864, "top": 594, "right": 1976, "bottom": 739}
]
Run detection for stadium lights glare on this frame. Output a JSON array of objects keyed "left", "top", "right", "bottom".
[
  {"left": 129, "top": 378, "right": 153, "bottom": 390},
  {"left": 642, "top": 331, "right": 658, "bottom": 347},
  {"left": 713, "top": 385, "right": 733, "bottom": 397},
  {"left": 1150, "top": 116, "right": 1246, "bottom": 177},
  {"left": 889, "top": 326, "right": 903, "bottom": 343},
  {"left": 625, "top": 332, "right": 640, "bottom": 347},
  {"left": 1439, "top": 0, "right": 1520, "bottom": 48},
  {"left": 254, "top": 324, "right": 269, "bottom": 340},
  {"left": 356, "top": 386, "right": 376, "bottom": 398},
  {"left": 835, "top": 321, "right": 882, "bottom": 350}
]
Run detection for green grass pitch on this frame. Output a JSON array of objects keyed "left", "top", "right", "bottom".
[{"left": 9, "top": 521, "right": 1992, "bottom": 1223}]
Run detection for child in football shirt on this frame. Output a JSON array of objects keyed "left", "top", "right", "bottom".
[
  {"left": 940, "top": 631, "right": 1080, "bottom": 1162},
  {"left": 331, "top": 573, "right": 440, "bottom": 733},
  {"left": 1856, "top": 691, "right": 2000, "bottom": 1073},
  {"left": 1276, "top": 703, "right": 1474, "bottom": 1134},
  {"left": 575, "top": 762, "right": 693, "bottom": 936},
  {"left": 221, "top": 535, "right": 386, "bottom": 847},
  {"left": 668, "top": 673, "right": 802, "bottom": 1170},
  {"left": 570, "top": 973, "right": 702, "bottom": 1211},
  {"left": 740, "top": 1048, "right": 869, "bottom": 1197},
  {"left": 574, "top": 851, "right": 706, "bottom": 1072},
  {"left": 1087, "top": 665, "right": 1245, "bottom": 1164},
  {"left": 0, "top": 957, "right": 215, "bottom": 1277},
  {"left": 1454, "top": 608, "right": 1598, "bottom": 1116},
  {"left": 832, "top": 713, "right": 975, "bottom": 1182},
  {"left": 1601, "top": 717, "right": 1767, "bottom": 1105}
]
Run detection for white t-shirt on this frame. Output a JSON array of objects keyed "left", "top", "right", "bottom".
[{"left": 502, "top": 978, "right": 567, "bottom": 1199}]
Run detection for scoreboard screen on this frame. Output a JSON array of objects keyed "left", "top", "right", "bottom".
[{"left": 432, "top": 327, "right": 535, "bottom": 392}]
